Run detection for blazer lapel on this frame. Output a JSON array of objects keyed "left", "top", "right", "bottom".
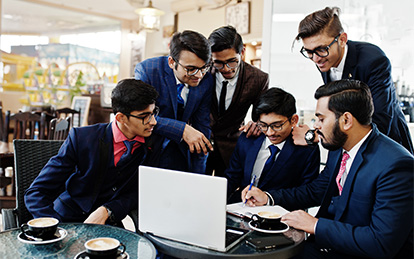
[
  {"left": 182, "top": 85, "right": 199, "bottom": 122},
  {"left": 164, "top": 62, "right": 179, "bottom": 118},
  {"left": 342, "top": 41, "right": 357, "bottom": 80},
  {"left": 245, "top": 134, "right": 265, "bottom": 178}
]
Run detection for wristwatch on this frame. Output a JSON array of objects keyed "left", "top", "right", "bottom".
[
  {"left": 305, "top": 129, "right": 316, "bottom": 145},
  {"left": 103, "top": 205, "right": 115, "bottom": 224}
]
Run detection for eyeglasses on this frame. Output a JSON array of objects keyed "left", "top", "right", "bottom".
[
  {"left": 213, "top": 58, "right": 239, "bottom": 70},
  {"left": 300, "top": 34, "right": 341, "bottom": 59},
  {"left": 174, "top": 59, "right": 210, "bottom": 76},
  {"left": 257, "top": 118, "right": 291, "bottom": 132},
  {"left": 125, "top": 106, "right": 159, "bottom": 125}
]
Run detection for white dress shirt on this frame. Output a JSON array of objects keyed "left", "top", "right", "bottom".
[
  {"left": 174, "top": 76, "right": 189, "bottom": 106},
  {"left": 329, "top": 44, "right": 348, "bottom": 81},
  {"left": 215, "top": 68, "right": 240, "bottom": 110}
]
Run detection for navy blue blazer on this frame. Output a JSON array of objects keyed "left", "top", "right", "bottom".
[
  {"left": 25, "top": 123, "right": 146, "bottom": 223},
  {"left": 135, "top": 56, "right": 214, "bottom": 173},
  {"left": 269, "top": 125, "right": 413, "bottom": 258},
  {"left": 225, "top": 133, "right": 320, "bottom": 202},
  {"left": 322, "top": 40, "right": 413, "bottom": 154}
]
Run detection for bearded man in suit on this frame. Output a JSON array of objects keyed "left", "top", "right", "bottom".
[{"left": 207, "top": 26, "right": 269, "bottom": 177}]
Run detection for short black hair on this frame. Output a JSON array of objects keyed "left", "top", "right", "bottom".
[
  {"left": 314, "top": 79, "right": 373, "bottom": 125},
  {"left": 169, "top": 30, "right": 211, "bottom": 64},
  {"left": 296, "top": 7, "right": 344, "bottom": 40},
  {"left": 111, "top": 79, "right": 158, "bottom": 115},
  {"left": 252, "top": 88, "right": 296, "bottom": 121},
  {"left": 208, "top": 25, "right": 244, "bottom": 54}
]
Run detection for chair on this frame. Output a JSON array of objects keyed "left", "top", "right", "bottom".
[
  {"left": 49, "top": 117, "right": 71, "bottom": 140},
  {"left": 4, "top": 111, "right": 47, "bottom": 140},
  {"left": 55, "top": 107, "right": 81, "bottom": 128},
  {"left": 1, "top": 139, "right": 64, "bottom": 230}
]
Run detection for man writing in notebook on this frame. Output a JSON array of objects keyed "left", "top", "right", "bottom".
[
  {"left": 243, "top": 80, "right": 413, "bottom": 258},
  {"left": 25, "top": 79, "right": 159, "bottom": 226},
  {"left": 226, "top": 88, "right": 319, "bottom": 203}
]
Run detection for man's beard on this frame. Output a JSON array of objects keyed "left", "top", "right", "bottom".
[{"left": 317, "top": 120, "right": 347, "bottom": 151}]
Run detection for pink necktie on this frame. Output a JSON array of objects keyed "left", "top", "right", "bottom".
[{"left": 336, "top": 152, "right": 350, "bottom": 195}]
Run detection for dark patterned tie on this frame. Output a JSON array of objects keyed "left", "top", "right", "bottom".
[
  {"left": 177, "top": 83, "right": 185, "bottom": 105},
  {"left": 117, "top": 140, "right": 137, "bottom": 167},
  {"left": 259, "top": 145, "right": 280, "bottom": 185},
  {"left": 219, "top": 81, "right": 228, "bottom": 116},
  {"left": 336, "top": 152, "right": 350, "bottom": 195}
]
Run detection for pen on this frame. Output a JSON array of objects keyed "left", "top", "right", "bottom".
[{"left": 243, "top": 175, "right": 256, "bottom": 207}]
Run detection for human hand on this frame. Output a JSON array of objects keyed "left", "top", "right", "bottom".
[
  {"left": 292, "top": 124, "right": 310, "bottom": 146},
  {"left": 241, "top": 186, "right": 268, "bottom": 207},
  {"left": 281, "top": 210, "right": 318, "bottom": 234},
  {"left": 239, "top": 121, "right": 262, "bottom": 138},
  {"left": 183, "top": 124, "right": 213, "bottom": 154},
  {"left": 83, "top": 206, "right": 109, "bottom": 225}
]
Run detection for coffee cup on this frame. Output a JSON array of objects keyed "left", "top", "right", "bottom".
[
  {"left": 20, "top": 217, "right": 59, "bottom": 240},
  {"left": 251, "top": 211, "right": 282, "bottom": 230},
  {"left": 85, "top": 237, "right": 126, "bottom": 258}
]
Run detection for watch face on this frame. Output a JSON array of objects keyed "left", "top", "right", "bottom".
[{"left": 305, "top": 132, "right": 313, "bottom": 140}]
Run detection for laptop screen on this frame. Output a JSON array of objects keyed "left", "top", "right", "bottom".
[{"left": 138, "top": 166, "right": 230, "bottom": 251}]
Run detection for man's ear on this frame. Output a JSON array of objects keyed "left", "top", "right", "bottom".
[
  {"left": 168, "top": 56, "right": 175, "bottom": 69},
  {"left": 115, "top": 112, "right": 127, "bottom": 124},
  {"left": 338, "top": 32, "right": 348, "bottom": 48},
  {"left": 341, "top": 112, "right": 353, "bottom": 131},
  {"left": 290, "top": 114, "right": 299, "bottom": 128}
]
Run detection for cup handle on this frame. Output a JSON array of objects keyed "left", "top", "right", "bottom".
[
  {"left": 119, "top": 243, "right": 126, "bottom": 255},
  {"left": 20, "top": 223, "right": 28, "bottom": 235},
  {"left": 251, "top": 214, "right": 259, "bottom": 222}
]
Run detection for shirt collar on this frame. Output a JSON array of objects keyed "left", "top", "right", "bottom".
[
  {"left": 111, "top": 120, "right": 145, "bottom": 144},
  {"left": 216, "top": 66, "right": 240, "bottom": 86},
  {"left": 330, "top": 44, "right": 348, "bottom": 75},
  {"left": 174, "top": 74, "right": 188, "bottom": 88},
  {"left": 265, "top": 137, "right": 286, "bottom": 151},
  {"left": 343, "top": 128, "right": 372, "bottom": 159}
]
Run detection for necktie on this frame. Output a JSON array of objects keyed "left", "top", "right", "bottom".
[
  {"left": 219, "top": 81, "right": 228, "bottom": 116},
  {"left": 336, "top": 152, "right": 350, "bottom": 195},
  {"left": 177, "top": 83, "right": 185, "bottom": 105},
  {"left": 118, "top": 140, "right": 137, "bottom": 167},
  {"left": 259, "top": 145, "right": 280, "bottom": 185}
]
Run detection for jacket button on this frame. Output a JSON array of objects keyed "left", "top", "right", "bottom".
[{"left": 112, "top": 187, "right": 117, "bottom": 191}]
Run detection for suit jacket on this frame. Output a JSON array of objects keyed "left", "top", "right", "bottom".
[
  {"left": 321, "top": 40, "right": 413, "bottom": 154},
  {"left": 226, "top": 133, "right": 320, "bottom": 202},
  {"left": 210, "top": 61, "right": 269, "bottom": 167},
  {"left": 134, "top": 56, "right": 214, "bottom": 173},
  {"left": 269, "top": 125, "right": 413, "bottom": 258},
  {"left": 25, "top": 123, "right": 147, "bottom": 223}
]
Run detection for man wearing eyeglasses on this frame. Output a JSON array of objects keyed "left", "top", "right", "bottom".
[
  {"left": 25, "top": 79, "right": 159, "bottom": 226},
  {"left": 207, "top": 26, "right": 269, "bottom": 177},
  {"left": 134, "top": 30, "right": 214, "bottom": 174},
  {"left": 225, "top": 88, "right": 319, "bottom": 203},
  {"left": 292, "top": 7, "right": 413, "bottom": 154}
]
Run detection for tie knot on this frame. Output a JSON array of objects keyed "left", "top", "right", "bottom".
[
  {"left": 268, "top": 145, "right": 280, "bottom": 156},
  {"left": 342, "top": 152, "right": 350, "bottom": 162},
  {"left": 123, "top": 140, "right": 137, "bottom": 151}
]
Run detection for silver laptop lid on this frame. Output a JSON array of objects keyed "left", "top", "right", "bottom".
[{"left": 138, "top": 166, "right": 228, "bottom": 251}]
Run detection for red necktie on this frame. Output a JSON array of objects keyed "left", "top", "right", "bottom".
[{"left": 336, "top": 152, "right": 350, "bottom": 195}]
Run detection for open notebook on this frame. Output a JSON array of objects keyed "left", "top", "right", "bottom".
[{"left": 138, "top": 166, "right": 250, "bottom": 252}]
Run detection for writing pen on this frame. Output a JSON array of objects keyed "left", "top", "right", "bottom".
[{"left": 243, "top": 175, "right": 256, "bottom": 207}]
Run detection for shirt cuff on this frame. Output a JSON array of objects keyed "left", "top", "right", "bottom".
[
  {"left": 264, "top": 191, "right": 274, "bottom": 206},
  {"left": 314, "top": 219, "right": 318, "bottom": 234}
]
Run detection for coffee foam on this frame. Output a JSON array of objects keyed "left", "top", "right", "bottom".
[
  {"left": 28, "top": 218, "right": 58, "bottom": 227},
  {"left": 86, "top": 238, "right": 119, "bottom": 251},
  {"left": 258, "top": 211, "right": 281, "bottom": 219}
]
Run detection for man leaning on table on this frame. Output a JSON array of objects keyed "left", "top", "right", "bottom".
[
  {"left": 25, "top": 79, "right": 159, "bottom": 226},
  {"left": 243, "top": 80, "right": 413, "bottom": 258}
]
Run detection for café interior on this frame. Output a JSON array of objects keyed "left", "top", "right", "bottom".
[{"left": 0, "top": 0, "right": 413, "bottom": 258}]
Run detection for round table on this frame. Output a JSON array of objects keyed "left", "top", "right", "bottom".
[
  {"left": 146, "top": 214, "right": 305, "bottom": 258},
  {"left": 0, "top": 223, "right": 156, "bottom": 258}
]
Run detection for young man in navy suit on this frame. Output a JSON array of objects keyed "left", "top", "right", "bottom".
[
  {"left": 206, "top": 26, "right": 269, "bottom": 177},
  {"left": 226, "top": 88, "right": 319, "bottom": 203},
  {"left": 292, "top": 7, "right": 413, "bottom": 154},
  {"left": 25, "top": 79, "right": 159, "bottom": 226},
  {"left": 244, "top": 80, "right": 413, "bottom": 258},
  {"left": 135, "top": 30, "right": 214, "bottom": 174}
]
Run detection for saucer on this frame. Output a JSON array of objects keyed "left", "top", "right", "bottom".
[
  {"left": 248, "top": 221, "right": 289, "bottom": 234},
  {"left": 74, "top": 250, "right": 129, "bottom": 259},
  {"left": 18, "top": 227, "right": 67, "bottom": 245}
]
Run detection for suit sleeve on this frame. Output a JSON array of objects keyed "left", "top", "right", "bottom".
[
  {"left": 298, "top": 145, "right": 321, "bottom": 185},
  {"left": 24, "top": 129, "right": 79, "bottom": 220},
  {"left": 225, "top": 136, "right": 246, "bottom": 196},
  {"left": 315, "top": 156, "right": 413, "bottom": 258}
]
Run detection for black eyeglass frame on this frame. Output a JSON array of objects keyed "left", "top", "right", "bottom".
[
  {"left": 173, "top": 58, "right": 210, "bottom": 76},
  {"left": 300, "top": 34, "right": 341, "bottom": 59},
  {"left": 213, "top": 57, "right": 240, "bottom": 70},
  {"left": 124, "top": 106, "right": 159, "bottom": 125},
  {"left": 257, "top": 117, "right": 291, "bottom": 132}
]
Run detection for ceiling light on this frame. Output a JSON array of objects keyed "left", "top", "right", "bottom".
[{"left": 135, "top": 0, "right": 165, "bottom": 32}]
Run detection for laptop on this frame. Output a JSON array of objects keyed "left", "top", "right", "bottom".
[{"left": 138, "top": 165, "right": 250, "bottom": 252}]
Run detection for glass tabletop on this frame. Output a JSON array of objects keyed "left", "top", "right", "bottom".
[{"left": 0, "top": 222, "right": 157, "bottom": 259}]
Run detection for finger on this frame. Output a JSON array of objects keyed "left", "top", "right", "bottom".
[
  {"left": 188, "top": 144, "right": 195, "bottom": 153},
  {"left": 194, "top": 142, "right": 202, "bottom": 154},
  {"left": 203, "top": 138, "right": 214, "bottom": 152}
]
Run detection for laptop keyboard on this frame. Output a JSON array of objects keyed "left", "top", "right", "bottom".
[{"left": 225, "top": 228, "right": 248, "bottom": 247}]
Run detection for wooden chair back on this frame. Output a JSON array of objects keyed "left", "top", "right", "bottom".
[
  {"left": 49, "top": 117, "right": 71, "bottom": 140},
  {"left": 5, "top": 111, "right": 47, "bottom": 140},
  {"left": 55, "top": 107, "right": 81, "bottom": 128}
]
